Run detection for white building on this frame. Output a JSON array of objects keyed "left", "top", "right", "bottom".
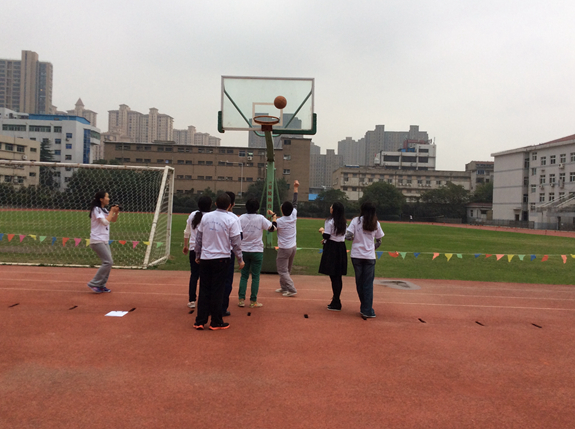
[
  {"left": 492, "top": 134, "right": 575, "bottom": 229},
  {"left": 0, "top": 108, "right": 102, "bottom": 184},
  {"left": 0, "top": 134, "right": 40, "bottom": 187},
  {"left": 374, "top": 141, "right": 436, "bottom": 171}
]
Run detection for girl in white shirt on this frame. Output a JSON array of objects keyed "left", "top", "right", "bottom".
[
  {"left": 183, "top": 195, "right": 212, "bottom": 309},
  {"left": 346, "top": 201, "right": 384, "bottom": 318},
  {"left": 318, "top": 202, "right": 348, "bottom": 311},
  {"left": 87, "top": 191, "right": 119, "bottom": 293},
  {"left": 237, "top": 198, "right": 277, "bottom": 308}
]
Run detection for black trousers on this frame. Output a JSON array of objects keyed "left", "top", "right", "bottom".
[
  {"left": 188, "top": 250, "right": 200, "bottom": 302},
  {"left": 196, "top": 258, "right": 231, "bottom": 326}
]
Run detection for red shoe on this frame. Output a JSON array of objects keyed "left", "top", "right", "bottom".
[{"left": 193, "top": 324, "right": 204, "bottom": 330}]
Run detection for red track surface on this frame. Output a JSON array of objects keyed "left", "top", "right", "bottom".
[{"left": 2, "top": 266, "right": 575, "bottom": 428}]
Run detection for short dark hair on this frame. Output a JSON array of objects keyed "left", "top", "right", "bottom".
[
  {"left": 225, "top": 191, "right": 236, "bottom": 206},
  {"left": 246, "top": 198, "right": 259, "bottom": 214},
  {"left": 281, "top": 201, "right": 293, "bottom": 216},
  {"left": 216, "top": 193, "right": 231, "bottom": 210}
]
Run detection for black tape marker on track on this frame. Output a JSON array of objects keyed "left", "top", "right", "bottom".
[
  {"left": 69, "top": 306, "right": 78, "bottom": 310},
  {"left": 247, "top": 312, "right": 251, "bottom": 316},
  {"left": 475, "top": 321, "right": 484, "bottom": 326},
  {"left": 532, "top": 323, "right": 542, "bottom": 329},
  {"left": 418, "top": 318, "right": 426, "bottom": 323},
  {"left": 304, "top": 314, "right": 309, "bottom": 319},
  {"left": 129, "top": 308, "right": 136, "bottom": 312},
  {"left": 188, "top": 310, "right": 195, "bottom": 314},
  {"left": 9, "top": 303, "right": 19, "bottom": 308}
]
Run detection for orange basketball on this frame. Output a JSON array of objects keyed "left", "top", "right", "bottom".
[{"left": 274, "top": 96, "right": 287, "bottom": 110}]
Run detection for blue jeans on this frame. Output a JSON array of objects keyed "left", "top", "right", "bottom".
[{"left": 351, "top": 258, "right": 376, "bottom": 317}]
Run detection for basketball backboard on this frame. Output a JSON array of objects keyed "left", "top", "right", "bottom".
[{"left": 218, "top": 76, "right": 316, "bottom": 135}]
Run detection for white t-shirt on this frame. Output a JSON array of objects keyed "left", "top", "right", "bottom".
[
  {"left": 197, "top": 209, "right": 242, "bottom": 260},
  {"left": 239, "top": 213, "right": 272, "bottom": 253},
  {"left": 184, "top": 210, "right": 202, "bottom": 248},
  {"left": 90, "top": 207, "right": 110, "bottom": 242},
  {"left": 227, "top": 211, "right": 242, "bottom": 251},
  {"left": 324, "top": 218, "right": 346, "bottom": 242},
  {"left": 347, "top": 216, "right": 384, "bottom": 259},
  {"left": 276, "top": 208, "right": 297, "bottom": 249}
]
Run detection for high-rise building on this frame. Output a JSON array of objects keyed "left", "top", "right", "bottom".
[
  {"left": 338, "top": 125, "right": 430, "bottom": 166},
  {"left": 104, "top": 105, "right": 173, "bottom": 143},
  {"left": 66, "top": 98, "right": 97, "bottom": 126},
  {"left": 0, "top": 50, "right": 53, "bottom": 114}
]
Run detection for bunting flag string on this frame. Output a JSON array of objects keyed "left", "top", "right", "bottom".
[{"left": 0, "top": 231, "right": 570, "bottom": 262}]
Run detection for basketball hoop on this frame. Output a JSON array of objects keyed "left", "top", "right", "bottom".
[{"left": 253, "top": 115, "right": 280, "bottom": 131}]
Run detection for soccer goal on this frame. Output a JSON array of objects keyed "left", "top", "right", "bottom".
[{"left": 0, "top": 161, "right": 174, "bottom": 268}]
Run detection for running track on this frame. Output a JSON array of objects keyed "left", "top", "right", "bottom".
[{"left": 1, "top": 266, "right": 574, "bottom": 428}]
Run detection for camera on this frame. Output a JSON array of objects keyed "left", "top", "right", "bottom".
[{"left": 110, "top": 203, "right": 122, "bottom": 211}]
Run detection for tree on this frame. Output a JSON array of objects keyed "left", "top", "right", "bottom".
[
  {"left": 359, "top": 182, "right": 405, "bottom": 219},
  {"left": 419, "top": 182, "right": 470, "bottom": 219},
  {"left": 314, "top": 188, "right": 349, "bottom": 216},
  {"left": 39, "top": 139, "right": 58, "bottom": 190},
  {"left": 471, "top": 182, "right": 493, "bottom": 203},
  {"left": 244, "top": 177, "right": 289, "bottom": 213}
]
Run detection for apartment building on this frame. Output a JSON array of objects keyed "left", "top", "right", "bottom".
[
  {"left": 105, "top": 137, "right": 311, "bottom": 200},
  {"left": 105, "top": 105, "right": 173, "bottom": 143},
  {"left": 310, "top": 149, "right": 344, "bottom": 190},
  {"left": 465, "top": 161, "right": 494, "bottom": 192},
  {"left": 332, "top": 166, "right": 470, "bottom": 202},
  {"left": 0, "top": 108, "right": 102, "bottom": 184},
  {"left": 492, "top": 134, "right": 575, "bottom": 229},
  {"left": 0, "top": 50, "right": 53, "bottom": 114},
  {"left": 65, "top": 98, "right": 97, "bottom": 126},
  {"left": 374, "top": 141, "right": 436, "bottom": 171},
  {"left": 0, "top": 134, "right": 40, "bottom": 187}
]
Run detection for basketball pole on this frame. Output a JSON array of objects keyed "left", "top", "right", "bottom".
[{"left": 261, "top": 129, "right": 278, "bottom": 273}]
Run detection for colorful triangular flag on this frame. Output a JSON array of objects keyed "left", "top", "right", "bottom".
[
  {"left": 445, "top": 253, "right": 453, "bottom": 261},
  {"left": 561, "top": 255, "right": 567, "bottom": 264},
  {"left": 474, "top": 253, "right": 481, "bottom": 258},
  {"left": 432, "top": 253, "right": 439, "bottom": 260},
  {"left": 62, "top": 237, "right": 69, "bottom": 246},
  {"left": 496, "top": 254, "right": 504, "bottom": 261},
  {"left": 132, "top": 241, "right": 139, "bottom": 249},
  {"left": 74, "top": 238, "right": 82, "bottom": 247},
  {"left": 119, "top": 240, "right": 127, "bottom": 245},
  {"left": 8, "top": 234, "right": 15, "bottom": 242},
  {"left": 518, "top": 255, "right": 525, "bottom": 261},
  {"left": 485, "top": 254, "right": 492, "bottom": 258},
  {"left": 39, "top": 236, "right": 46, "bottom": 242},
  {"left": 388, "top": 251, "right": 398, "bottom": 258},
  {"left": 541, "top": 255, "right": 549, "bottom": 262},
  {"left": 318, "top": 249, "right": 323, "bottom": 254},
  {"left": 457, "top": 254, "right": 462, "bottom": 259},
  {"left": 414, "top": 252, "right": 420, "bottom": 258},
  {"left": 29, "top": 235, "right": 37, "bottom": 241},
  {"left": 19, "top": 234, "right": 25, "bottom": 242},
  {"left": 109, "top": 240, "right": 114, "bottom": 245},
  {"left": 51, "top": 237, "right": 57, "bottom": 245},
  {"left": 530, "top": 255, "right": 536, "bottom": 261},
  {"left": 376, "top": 251, "right": 383, "bottom": 259},
  {"left": 399, "top": 252, "right": 407, "bottom": 259},
  {"left": 507, "top": 255, "right": 514, "bottom": 262},
  {"left": 143, "top": 241, "right": 150, "bottom": 246},
  {"left": 86, "top": 239, "right": 90, "bottom": 246}
]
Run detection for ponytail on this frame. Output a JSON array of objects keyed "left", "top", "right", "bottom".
[{"left": 192, "top": 195, "right": 212, "bottom": 229}]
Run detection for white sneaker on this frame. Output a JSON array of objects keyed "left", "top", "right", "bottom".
[
  {"left": 282, "top": 291, "right": 297, "bottom": 297},
  {"left": 187, "top": 301, "right": 196, "bottom": 308},
  {"left": 275, "top": 288, "right": 285, "bottom": 293}
]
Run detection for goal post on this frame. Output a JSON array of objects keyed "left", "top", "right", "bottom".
[{"left": 0, "top": 160, "right": 174, "bottom": 269}]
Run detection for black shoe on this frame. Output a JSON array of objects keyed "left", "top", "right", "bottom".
[
  {"left": 327, "top": 302, "right": 342, "bottom": 311},
  {"left": 209, "top": 323, "right": 230, "bottom": 330},
  {"left": 223, "top": 311, "right": 231, "bottom": 317}
]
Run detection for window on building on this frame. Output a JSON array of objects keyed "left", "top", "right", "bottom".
[
  {"left": 185, "top": 175, "right": 192, "bottom": 179},
  {"left": 144, "top": 146, "right": 151, "bottom": 151},
  {"left": 283, "top": 139, "right": 291, "bottom": 145},
  {"left": 540, "top": 156, "right": 546, "bottom": 166},
  {"left": 157, "top": 147, "right": 164, "bottom": 152},
  {"left": 165, "top": 147, "right": 173, "bottom": 152},
  {"left": 54, "top": 126, "right": 62, "bottom": 133},
  {"left": 66, "top": 133, "right": 73, "bottom": 139},
  {"left": 523, "top": 177, "right": 528, "bottom": 186},
  {"left": 29, "top": 125, "right": 51, "bottom": 132},
  {"left": 532, "top": 152, "right": 537, "bottom": 161},
  {"left": 227, "top": 176, "right": 233, "bottom": 181},
  {"left": 531, "top": 168, "right": 536, "bottom": 176},
  {"left": 550, "top": 174, "right": 556, "bottom": 183},
  {"left": 136, "top": 158, "right": 143, "bottom": 163},
  {"left": 218, "top": 176, "right": 225, "bottom": 181},
  {"left": 228, "top": 149, "right": 235, "bottom": 154},
  {"left": 29, "top": 172, "right": 37, "bottom": 177},
  {"left": 54, "top": 150, "right": 61, "bottom": 155},
  {"left": 539, "top": 193, "right": 545, "bottom": 202},
  {"left": 524, "top": 158, "right": 530, "bottom": 168},
  {"left": 205, "top": 161, "right": 213, "bottom": 165},
  {"left": 436, "top": 180, "right": 442, "bottom": 185},
  {"left": 539, "top": 175, "right": 545, "bottom": 184},
  {"left": 197, "top": 176, "right": 204, "bottom": 180},
  {"left": 560, "top": 154, "right": 566, "bottom": 163},
  {"left": 177, "top": 160, "right": 184, "bottom": 164},
  {"left": 65, "top": 155, "right": 72, "bottom": 160},
  {"left": 470, "top": 210, "right": 474, "bottom": 217},
  {"left": 115, "top": 144, "right": 122, "bottom": 150},
  {"left": 144, "top": 159, "right": 151, "bottom": 163},
  {"left": 66, "top": 144, "right": 72, "bottom": 149},
  {"left": 123, "top": 158, "right": 130, "bottom": 162},
  {"left": 283, "top": 154, "right": 291, "bottom": 160},
  {"left": 570, "top": 172, "right": 575, "bottom": 182},
  {"left": 560, "top": 173, "right": 565, "bottom": 183},
  {"left": 205, "top": 176, "right": 212, "bottom": 180},
  {"left": 5, "top": 144, "right": 14, "bottom": 151},
  {"left": 30, "top": 148, "right": 37, "bottom": 152},
  {"left": 388, "top": 179, "right": 393, "bottom": 184},
  {"left": 549, "top": 193, "right": 555, "bottom": 201},
  {"left": 178, "top": 147, "right": 185, "bottom": 152},
  {"left": 157, "top": 159, "right": 164, "bottom": 163},
  {"left": 198, "top": 160, "right": 205, "bottom": 165},
  {"left": 283, "top": 169, "right": 291, "bottom": 174},
  {"left": 550, "top": 155, "right": 556, "bottom": 165},
  {"left": 185, "top": 160, "right": 192, "bottom": 165},
  {"left": 16, "top": 145, "right": 25, "bottom": 152},
  {"left": 3, "top": 124, "right": 26, "bottom": 131},
  {"left": 531, "top": 184, "right": 536, "bottom": 193},
  {"left": 571, "top": 153, "right": 575, "bottom": 162},
  {"left": 239, "top": 151, "right": 246, "bottom": 157},
  {"left": 523, "top": 194, "right": 528, "bottom": 203}
]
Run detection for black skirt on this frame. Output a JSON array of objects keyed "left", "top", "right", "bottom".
[{"left": 318, "top": 240, "right": 348, "bottom": 276}]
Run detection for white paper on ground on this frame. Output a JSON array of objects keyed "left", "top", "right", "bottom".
[{"left": 105, "top": 311, "right": 129, "bottom": 317}]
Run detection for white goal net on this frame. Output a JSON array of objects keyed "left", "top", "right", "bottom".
[{"left": 0, "top": 161, "right": 174, "bottom": 268}]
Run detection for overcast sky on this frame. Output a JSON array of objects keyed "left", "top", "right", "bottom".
[{"left": 3, "top": 0, "right": 575, "bottom": 170}]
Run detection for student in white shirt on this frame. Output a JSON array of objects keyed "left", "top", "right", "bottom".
[
  {"left": 268, "top": 180, "right": 299, "bottom": 297},
  {"left": 194, "top": 193, "right": 245, "bottom": 331},
  {"left": 87, "top": 191, "right": 119, "bottom": 293},
  {"left": 183, "top": 196, "right": 212, "bottom": 309},
  {"left": 345, "top": 201, "right": 384, "bottom": 318},
  {"left": 222, "top": 191, "right": 242, "bottom": 317},
  {"left": 318, "top": 202, "right": 348, "bottom": 311},
  {"left": 238, "top": 198, "right": 277, "bottom": 308}
]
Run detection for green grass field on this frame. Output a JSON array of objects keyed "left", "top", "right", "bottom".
[
  {"left": 1, "top": 210, "right": 574, "bottom": 284},
  {"left": 161, "top": 214, "right": 575, "bottom": 285}
]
